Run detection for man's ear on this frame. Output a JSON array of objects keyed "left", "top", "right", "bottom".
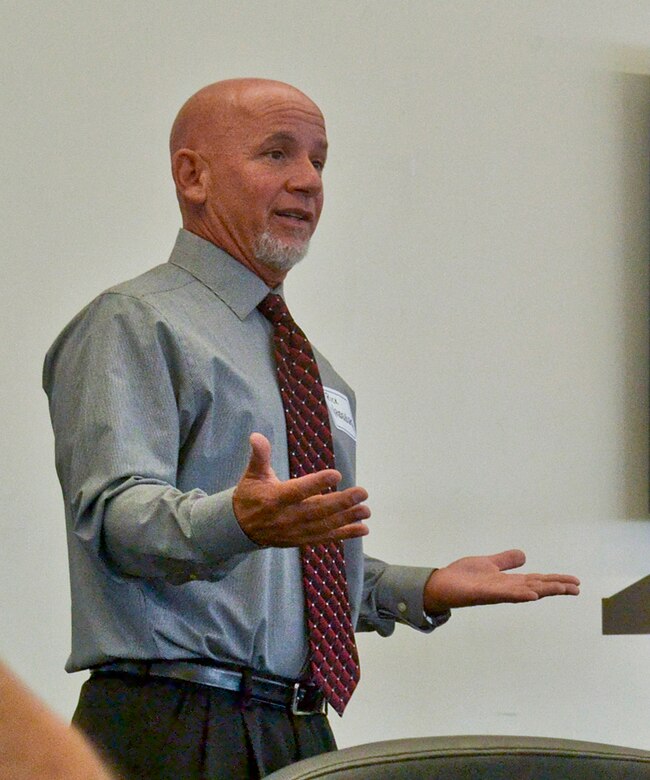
[{"left": 172, "top": 149, "right": 208, "bottom": 205}]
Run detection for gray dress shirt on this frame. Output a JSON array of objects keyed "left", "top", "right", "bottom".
[{"left": 43, "top": 230, "right": 448, "bottom": 677}]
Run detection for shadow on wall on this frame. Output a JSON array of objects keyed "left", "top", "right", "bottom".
[
  {"left": 617, "top": 72, "right": 650, "bottom": 520},
  {"left": 604, "top": 69, "right": 650, "bottom": 636}
]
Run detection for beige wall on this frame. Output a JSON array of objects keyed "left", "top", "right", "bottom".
[{"left": 2, "top": 0, "right": 649, "bottom": 750}]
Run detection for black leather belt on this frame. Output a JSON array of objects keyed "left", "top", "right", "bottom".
[{"left": 91, "top": 660, "right": 327, "bottom": 716}]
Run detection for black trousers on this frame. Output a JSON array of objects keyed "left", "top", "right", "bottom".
[{"left": 73, "top": 673, "right": 337, "bottom": 779}]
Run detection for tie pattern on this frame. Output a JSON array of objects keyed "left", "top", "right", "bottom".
[{"left": 258, "top": 293, "right": 360, "bottom": 715}]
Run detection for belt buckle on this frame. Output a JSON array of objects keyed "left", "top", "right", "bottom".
[{"left": 291, "top": 682, "right": 327, "bottom": 716}]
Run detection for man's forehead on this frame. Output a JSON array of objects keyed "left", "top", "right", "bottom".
[
  {"left": 171, "top": 79, "right": 326, "bottom": 154},
  {"left": 234, "top": 85, "right": 326, "bottom": 134}
]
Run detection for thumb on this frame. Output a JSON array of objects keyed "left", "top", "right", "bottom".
[
  {"left": 244, "top": 433, "right": 275, "bottom": 480},
  {"left": 488, "top": 549, "right": 526, "bottom": 571}
]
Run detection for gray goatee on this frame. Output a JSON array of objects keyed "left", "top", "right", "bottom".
[{"left": 253, "top": 230, "right": 310, "bottom": 273}]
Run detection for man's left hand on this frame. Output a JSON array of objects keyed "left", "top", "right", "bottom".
[{"left": 423, "top": 549, "right": 580, "bottom": 614}]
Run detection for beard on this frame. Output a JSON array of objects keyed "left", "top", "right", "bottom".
[{"left": 253, "top": 230, "right": 310, "bottom": 273}]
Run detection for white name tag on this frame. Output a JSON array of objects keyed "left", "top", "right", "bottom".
[{"left": 323, "top": 387, "right": 356, "bottom": 442}]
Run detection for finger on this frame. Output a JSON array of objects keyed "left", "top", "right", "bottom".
[
  {"left": 487, "top": 549, "right": 526, "bottom": 572},
  {"left": 310, "top": 520, "right": 370, "bottom": 545},
  {"left": 524, "top": 578, "right": 581, "bottom": 597},
  {"left": 276, "top": 469, "right": 343, "bottom": 506},
  {"left": 244, "top": 433, "right": 274, "bottom": 479},
  {"left": 300, "top": 486, "right": 369, "bottom": 519},
  {"left": 317, "top": 498, "right": 372, "bottom": 531},
  {"left": 536, "top": 574, "right": 581, "bottom": 586},
  {"left": 289, "top": 492, "right": 370, "bottom": 542},
  {"left": 315, "top": 506, "right": 370, "bottom": 543},
  {"left": 523, "top": 573, "right": 581, "bottom": 587}
]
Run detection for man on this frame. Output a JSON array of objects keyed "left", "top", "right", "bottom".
[
  {"left": 43, "top": 78, "right": 579, "bottom": 779},
  {"left": 0, "top": 661, "right": 114, "bottom": 780}
]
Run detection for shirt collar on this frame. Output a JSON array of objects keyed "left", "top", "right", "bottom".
[{"left": 167, "top": 229, "right": 280, "bottom": 320}]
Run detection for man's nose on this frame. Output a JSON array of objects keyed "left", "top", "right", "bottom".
[{"left": 286, "top": 157, "right": 323, "bottom": 195}]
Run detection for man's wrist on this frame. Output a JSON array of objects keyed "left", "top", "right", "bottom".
[{"left": 423, "top": 567, "right": 450, "bottom": 615}]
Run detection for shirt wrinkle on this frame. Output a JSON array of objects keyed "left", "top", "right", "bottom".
[{"left": 44, "top": 228, "right": 447, "bottom": 678}]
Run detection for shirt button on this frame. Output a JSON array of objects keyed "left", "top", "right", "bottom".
[{"left": 397, "top": 601, "right": 407, "bottom": 614}]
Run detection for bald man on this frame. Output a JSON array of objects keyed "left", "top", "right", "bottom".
[{"left": 43, "top": 78, "right": 579, "bottom": 779}]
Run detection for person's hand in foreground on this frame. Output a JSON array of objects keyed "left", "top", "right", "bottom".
[
  {"left": 424, "top": 549, "right": 580, "bottom": 614},
  {"left": 0, "top": 661, "right": 115, "bottom": 780},
  {"left": 233, "top": 432, "right": 371, "bottom": 547}
]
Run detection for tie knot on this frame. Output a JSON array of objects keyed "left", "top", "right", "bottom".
[{"left": 257, "top": 293, "right": 294, "bottom": 327}]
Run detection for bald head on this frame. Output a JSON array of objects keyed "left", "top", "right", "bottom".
[
  {"left": 169, "top": 78, "right": 327, "bottom": 287},
  {"left": 170, "top": 78, "right": 321, "bottom": 158}
]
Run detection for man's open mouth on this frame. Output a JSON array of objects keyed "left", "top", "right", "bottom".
[{"left": 275, "top": 209, "right": 312, "bottom": 222}]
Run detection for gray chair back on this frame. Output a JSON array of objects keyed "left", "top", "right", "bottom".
[{"left": 266, "top": 735, "right": 650, "bottom": 779}]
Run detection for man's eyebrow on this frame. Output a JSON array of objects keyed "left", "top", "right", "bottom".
[{"left": 261, "top": 132, "right": 328, "bottom": 154}]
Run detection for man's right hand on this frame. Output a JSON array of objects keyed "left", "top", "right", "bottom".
[{"left": 232, "top": 432, "right": 371, "bottom": 547}]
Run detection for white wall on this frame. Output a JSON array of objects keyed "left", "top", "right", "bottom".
[{"left": 2, "top": 0, "right": 649, "bottom": 751}]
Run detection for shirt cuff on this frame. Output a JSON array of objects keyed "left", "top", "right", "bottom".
[
  {"left": 189, "top": 487, "right": 261, "bottom": 561},
  {"left": 375, "top": 564, "right": 451, "bottom": 632}
]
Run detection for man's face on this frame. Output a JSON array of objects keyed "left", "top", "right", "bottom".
[{"left": 199, "top": 84, "right": 327, "bottom": 282}]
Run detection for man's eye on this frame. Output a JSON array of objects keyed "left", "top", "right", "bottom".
[
  {"left": 312, "top": 160, "right": 324, "bottom": 172},
  {"left": 267, "top": 150, "right": 285, "bottom": 160}
]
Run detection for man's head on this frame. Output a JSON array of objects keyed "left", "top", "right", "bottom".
[{"left": 170, "top": 78, "right": 327, "bottom": 287}]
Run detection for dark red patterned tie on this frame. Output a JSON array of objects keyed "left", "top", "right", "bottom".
[{"left": 258, "top": 293, "right": 360, "bottom": 715}]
